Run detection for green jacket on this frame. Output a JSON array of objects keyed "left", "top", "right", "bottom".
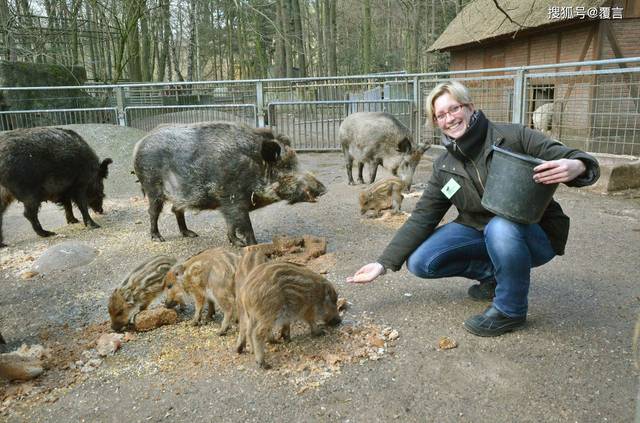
[{"left": 377, "top": 121, "right": 600, "bottom": 272}]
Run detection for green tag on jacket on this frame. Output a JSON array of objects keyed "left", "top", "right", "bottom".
[{"left": 441, "top": 177, "right": 461, "bottom": 199}]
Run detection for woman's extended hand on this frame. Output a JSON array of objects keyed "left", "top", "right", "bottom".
[
  {"left": 346, "top": 262, "right": 385, "bottom": 284},
  {"left": 533, "top": 159, "right": 586, "bottom": 184}
]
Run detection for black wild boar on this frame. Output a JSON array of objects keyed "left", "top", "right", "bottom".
[
  {"left": 133, "top": 122, "right": 326, "bottom": 246},
  {"left": 339, "top": 112, "right": 429, "bottom": 190},
  {"left": 0, "top": 127, "right": 112, "bottom": 248}
]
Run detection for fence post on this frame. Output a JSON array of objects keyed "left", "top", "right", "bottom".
[
  {"left": 413, "top": 76, "right": 421, "bottom": 144},
  {"left": 115, "top": 87, "right": 126, "bottom": 126},
  {"left": 512, "top": 69, "right": 526, "bottom": 125},
  {"left": 256, "top": 81, "right": 265, "bottom": 127}
]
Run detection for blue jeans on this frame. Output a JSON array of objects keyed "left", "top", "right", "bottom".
[{"left": 406, "top": 217, "right": 556, "bottom": 317}]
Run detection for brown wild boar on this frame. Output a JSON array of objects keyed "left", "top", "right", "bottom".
[
  {"left": 359, "top": 176, "right": 405, "bottom": 217},
  {"left": 108, "top": 255, "right": 177, "bottom": 332},
  {"left": 234, "top": 248, "right": 269, "bottom": 294},
  {"left": 235, "top": 262, "right": 341, "bottom": 369},
  {"left": 234, "top": 248, "right": 275, "bottom": 340},
  {"left": 163, "top": 248, "right": 240, "bottom": 334}
]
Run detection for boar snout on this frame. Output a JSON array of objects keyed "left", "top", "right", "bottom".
[
  {"left": 326, "top": 315, "right": 342, "bottom": 326},
  {"left": 164, "top": 298, "right": 180, "bottom": 309},
  {"left": 111, "top": 323, "right": 124, "bottom": 332},
  {"left": 281, "top": 173, "right": 327, "bottom": 204}
]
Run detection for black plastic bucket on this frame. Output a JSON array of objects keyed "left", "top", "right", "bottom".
[{"left": 481, "top": 145, "right": 558, "bottom": 224}]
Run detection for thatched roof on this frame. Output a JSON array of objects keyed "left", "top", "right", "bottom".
[{"left": 428, "top": 0, "right": 609, "bottom": 52}]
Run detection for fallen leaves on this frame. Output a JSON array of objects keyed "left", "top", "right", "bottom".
[
  {"left": 438, "top": 336, "right": 458, "bottom": 350},
  {"left": 244, "top": 234, "right": 336, "bottom": 274},
  {"left": 361, "top": 212, "right": 411, "bottom": 229}
]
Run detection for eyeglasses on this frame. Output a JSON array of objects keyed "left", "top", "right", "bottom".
[{"left": 435, "top": 104, "right": 467, "bottom": 122}]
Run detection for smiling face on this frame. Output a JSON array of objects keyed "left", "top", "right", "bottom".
[{"left": 433, "top": 93, "right": 475, "bottom": 140}]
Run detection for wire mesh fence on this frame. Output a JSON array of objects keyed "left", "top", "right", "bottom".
[
  {"left": 0, "top": 107, "right": 117, "bottom": 131},
  {"left": 124, "top": 104, "right": 258, "bottom": 132},
  {"left": 525, "top": 67, "right": 640, "bottom": 156},
  {"left": 1, "top": 58, "right": 638, "bottom": 155},
  {"left": 267, "top": 100, "right": 413, "bottom": 150}
]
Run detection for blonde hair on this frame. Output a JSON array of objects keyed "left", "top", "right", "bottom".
[{"left": 425, "top": 80, "right": 473, "bottom": 126}]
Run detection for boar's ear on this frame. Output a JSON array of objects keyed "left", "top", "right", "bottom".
[
  {"left": 275, "top": 134, "right": 291, "bottom": 147},
  {"left": 396, "top": 138, "right": 412, "bottom": 154},
  {"left": 100, "top": 158, "right": 113, "bottom": 179},
  {"left": 261, "top": 140, "right": 282, "bottom": 163},
  {"left": 253, "top": 127, "right": 275, "bottom": 139}
]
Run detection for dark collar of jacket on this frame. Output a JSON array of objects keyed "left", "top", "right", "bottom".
[{"left": 436, "top": 118, "right": 507, "bottom": 182}]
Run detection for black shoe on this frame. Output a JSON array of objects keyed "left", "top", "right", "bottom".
[
  {"left": 463, "top": 306, "right": 526, "bottom": 337},
  {"left": 467, "top": 279, "right": 497, "bottom": 301}
]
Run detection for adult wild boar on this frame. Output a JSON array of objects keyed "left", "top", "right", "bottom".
[
  {"left": 0, "top": 127, "right": 112, "bottom": 248},
  {"left": 133, "top": 122, "right": 326, "bottom": 246},
  {"left": 339, "top": 112, "right": 429, "bottom": 189}
]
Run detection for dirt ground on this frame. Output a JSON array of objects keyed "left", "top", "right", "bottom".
[{"left": 0, "top": 124, "right": 639, "bottom": 422}]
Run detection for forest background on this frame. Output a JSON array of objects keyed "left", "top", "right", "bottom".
[{"left": 0, "top": 0, "right": 472, "bottom": 83}]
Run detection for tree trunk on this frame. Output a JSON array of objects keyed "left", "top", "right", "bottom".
[
  {"left": 291, "top": 0, "right": 305, "bottom": 77},
  {"left": 410, "top": 0, "right": 424, "bottom": 72},
  {"left": 125, "top": 0, "right": 143, "bottom": 82},
  {"left": 362, "top": 0, "right": 371, "bottom": 74},
  {"left": 0, "top": 0, "right": 14, "bottom": 61},
  {"left": 251, "top": 2, "right": 269, "bottom": 78},
  {"left": 187, "top": 0, "right": 197, "bottom": 81},
  {"left": 69, "top": 0, "right": 82, "bottom": 65},
  {"left": 171, "top": 33, "right": 184, "bottom": 82},
  {"left": 326, "top": 0, "right": 338, "bottom": 76},
  {"left": 139, "top": 0, "right": 152, "bottom": 81},
  {"left": 274, "top": 0, "right": 286, "bottom": 77},
  {"left": 160, "top": 0, "right": 172, "bottom": 81},
  {"left": 225, "top": 9, "right": 234, "bottom": 79},
  {"left": 84, "top": 3, "right": 99, "bottom": 81},
  {"left": 313, "top": 0, "right": 323, "bottom": 76}
]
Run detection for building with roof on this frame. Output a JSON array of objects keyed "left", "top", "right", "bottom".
[{"left": 427, "top": 0, "right": 639, "bottom": 154}]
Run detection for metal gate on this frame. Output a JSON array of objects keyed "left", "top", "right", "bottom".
[
  {"left": 267, "top": 100, "right": 414, "bottom": 151},
  {"left": 0, "top": 107, "right": 118, "bottom": 131},
  {"left": 124, "top": 104, "right": 258, "bottom": 131}
]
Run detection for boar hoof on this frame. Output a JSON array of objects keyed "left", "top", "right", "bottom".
[
  {"left": 218, "top": 329, "right": 228, "bottom": 337},
  {"left": 181, "top": 230, "right": 199, "bottom": 238},
  {"left": 37, "top": 230, "right": 56, "bottom": 238},
  {"left": 0, "top": 242, "right": 7, "bottom": 249},
  {"left": 357, "top": 179, "right": 365, "bottom": 185},
  {"left": 311, "top": 328, "right": 326, "bottom": 337},
  {"left": 67, "top": 217, "right": 79, "bottom": 224},
  {"left": 151, "top": 233, "right": 165, "bottom": 242},
  {"left": 190, "top": 320, "right": 201, "bottom": 327},
  {"left": 88, "top": 222, "right": 101, "bottom": 229},
  {"left": 230, "top": 239, "right": 248, "bottom": 248},
  {"left": 348, "top": 181, "right": 355, "bottom": 186},
  {"left": 257, "top": 361, "right": 271, "bottom": 370}
]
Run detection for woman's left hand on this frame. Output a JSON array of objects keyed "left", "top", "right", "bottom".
[{"left": 533, "top": 159, "right": 586, "bottom": 184}]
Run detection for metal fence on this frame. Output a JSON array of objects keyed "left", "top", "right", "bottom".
[
  {"left": 0, "top": 107, "right": 117, "bottom": 130},
  {"left": 267, "top": 100, "right": 413, "bottom": 150},
  {"left": 124, "top": 104, "right": 258, "bottom": 131},
  {"left": 1, "top": 57, "right": 639, "bottom": 156}
]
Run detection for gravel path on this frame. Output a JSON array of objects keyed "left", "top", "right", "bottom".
[{"left": 0, "top": 124, "right": 638, "bottom": 422}]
